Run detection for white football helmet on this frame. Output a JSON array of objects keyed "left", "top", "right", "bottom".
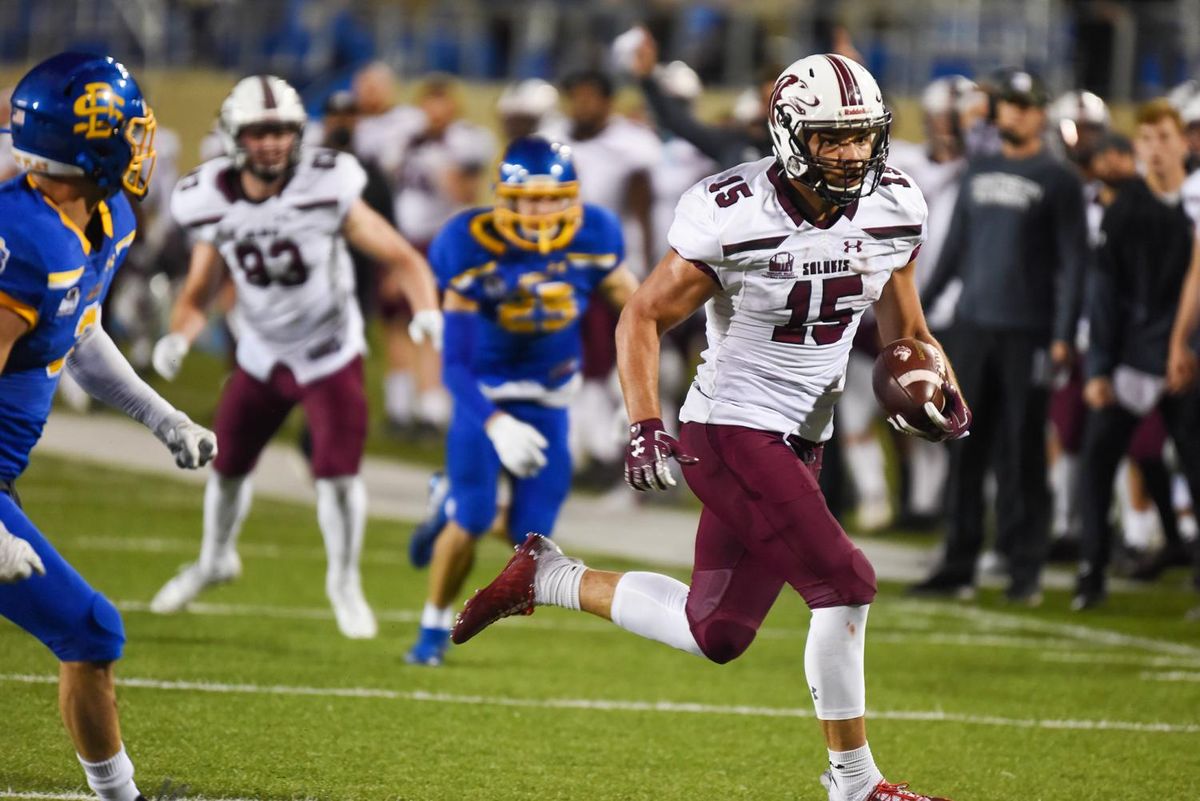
[
  {"left": 1167, "top": 79, "right": 1200, "bottom": 113},
  {"left": 496, "top": 78, "right": 560, "bottom": 121},
  {"left": 1182, "top": 94, "right": 1200, "bottom": 127},
  {"left": 767, "top": 54, "right": 891, "bottom": 205},
  {"left": 218, "top": 74, "right": 306, "bottom": 174},
  {"left": 921, "top": 75, "right": 978, "bottom": 117}
]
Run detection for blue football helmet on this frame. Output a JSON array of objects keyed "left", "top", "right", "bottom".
[
  {"left": 9, "top": 52, "right": 156, "bottom": 198},
  {"left": 493, "top": 136, "right": 581, "bottom": 254}
]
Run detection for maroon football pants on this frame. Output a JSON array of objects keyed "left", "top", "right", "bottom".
[
  {"left": 213, "top": 356, "right": 368, "bottom": 479},
  {"left": 679, "top": 423, "right": 877, "bottom": 664}
]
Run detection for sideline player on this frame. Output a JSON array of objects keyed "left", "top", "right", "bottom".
[
  {"left": 149, "top": 75, "right": 441, "bottom": 639},
  {"left": 454, "top": 56, "right": 968, "bottom": 801},
  {"left": 0, "top": 52, "right": 217, "bottom": 801},
  {"left": 404, "top": 136, "right": 637, "bottom": 666}
]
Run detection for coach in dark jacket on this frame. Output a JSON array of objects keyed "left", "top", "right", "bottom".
[
  {"left": 1073, "top": 100, "right": 1200, "bottom": 610},
  {"left": 912, "top": 69, "right": 1088, "bottom": 603}
]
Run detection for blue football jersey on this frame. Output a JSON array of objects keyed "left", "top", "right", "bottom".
[
  {"left": 429, "top": 203, "right": 625, "bottom": 392},
  {"left": 0, "top": 175, "right": 137, "bottom": 480}
]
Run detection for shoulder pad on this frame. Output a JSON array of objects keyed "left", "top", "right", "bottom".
[{"left": 170, "top": 157, "right": 236, "bottom": 229}]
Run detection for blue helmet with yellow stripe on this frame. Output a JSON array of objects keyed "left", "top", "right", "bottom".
[
  {"left": 9, "top": 51, "right": 156, "bottom": 198},
  {"left": 493, "top": 136, "right": 582, "bottom": 254}
]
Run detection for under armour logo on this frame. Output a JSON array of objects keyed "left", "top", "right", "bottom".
[
  {"left": 843, "top": 239, "right": 863, "bottom": 254},
  {"left": 630, "top": 436, "right": 646, "bottom": 458},
  {"left": 810, "top": 685, "right": 819, "bottom": 700}
]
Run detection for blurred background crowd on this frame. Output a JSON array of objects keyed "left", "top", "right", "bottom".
[{"left": 1, "top": 0, "right": 1198, "bottom": 610}]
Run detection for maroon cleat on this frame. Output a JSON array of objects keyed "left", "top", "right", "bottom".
[
  {"left": 866, "top": 780, "right": 952, "bottom": 801},
  {"left": 452, "top": 533, "right": 558, "bottom": 644}
]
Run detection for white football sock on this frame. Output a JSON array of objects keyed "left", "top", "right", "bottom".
[
  {"left": 907, "top": 438, "right": 949, "bottom": 516},
  {"left": 845, "top": 439, "right": 888, "bottom": 506},
  {"left": 804, "top": 605, "right": 869, "bottom": 720},
  {"left": 1050, "top": 453, "right": 1078, "bottom": 538},
  {"left": 78, "top": 744, "right": 141, "bottom": 801},
  {"left": 827, "top": 742, "right": 883, "bottom": 801},
  {"left": 315, "top": 475, "right": 367, "bottom": 581},
  {"left": 200, "top": 473, "right": 252, "bottom": 572},
  {"left": 416, "top": 387, "right": 451, "bottom": 427},
  {"left": 610, "top": 572, "right": 704, "bottom": 657},
  {"left": 384, "top": 371, "right": 415, "bottom": 424},
  {"left": 532, "top": 548, "right": 585, "bottom": 611},
  {"left": 420, "top": 601, "right": 453, "bottom": 630}
]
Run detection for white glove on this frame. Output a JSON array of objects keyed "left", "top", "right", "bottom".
[
  {"left": 0, "top": 526, "right": 44, "bottom": 584},
  {"left": 408, "top": 309, "right": 444, "bottom": 351},
  {"left": 485, "top": 413, "right": 548, "bottom": 478},
  {"left": 152, "top": 333, "right": 190, "bottom": 381},
  {"left": 155, "top": 412, "right": 218, "bottom": 469}
]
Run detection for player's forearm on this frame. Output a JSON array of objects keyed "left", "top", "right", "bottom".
[
  {"left": 441, "top": 311, "right": 497, "bottom": 425},
  {"left": 169, "top": 300, "right": 208, "bottom": 345},
  {"left": 387, "top": 256, "right": 440, "bottom": 313},
  {"left": 615, "top": 302, "right": 663, "bottom": 423},
  {"left": 66, "top": 326, "right": 179, "bottom": 432}
]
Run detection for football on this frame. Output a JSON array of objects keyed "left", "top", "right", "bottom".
[{"left": 872, "top": 338, "right": 947, "bottom": 435}]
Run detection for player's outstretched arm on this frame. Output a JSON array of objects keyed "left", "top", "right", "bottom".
[
  {"left": 342, "top": 198, "right": 443, "bottom": 349},
  {"left": 616, "top": 250, "right": 714, "bottom": 490},
  {"left": 153, "top": 241, "right": 226, "bottom": 381},
  {"left": 67, "top": 318, "right": 217, "bottom": 470},
  {"left": 875, "top": 258, "right": 972, "bottom": 441}
]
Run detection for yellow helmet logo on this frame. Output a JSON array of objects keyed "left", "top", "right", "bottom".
[{"left": 72, "top": 82, "right": 125, "bottom": 139}]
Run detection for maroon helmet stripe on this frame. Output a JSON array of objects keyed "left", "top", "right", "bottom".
[
  {"left": 260, "top": 76, "right": 277, "bottom": 110},
  {"left": 826, "top": 55, "right": 863, "bottom": 107},
  {"left": 823, "top": 55, "right": 851, "bottom": 106}
]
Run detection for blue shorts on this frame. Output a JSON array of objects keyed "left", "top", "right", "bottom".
[
  {"left": 0, "top": 492, "right": 125, "bottom": 662},
  {"left": 447, "top": 401, "right": 571, "bottom": 543}
]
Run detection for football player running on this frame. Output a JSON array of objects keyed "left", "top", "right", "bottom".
[
  {"left": 0, "top": 52, "right": 216, "bottom": 800},
  {"left": 404, "top": 136, "right": 637, "bottom": 666},
  {"left": 149, "top": 75, "right": 441, "bottom": 639},
  {"left": 453, "top": 56, "right": 970, "bottom": 801}
]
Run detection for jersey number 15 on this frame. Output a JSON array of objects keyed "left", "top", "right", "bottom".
[{"left": 772, "top": 275, "right": 863, "bottom": 346}]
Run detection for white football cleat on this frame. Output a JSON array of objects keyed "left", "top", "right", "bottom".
[
  {"left": 327, "top": 572, "right": 378, "bottom": 639},
  {"left": 149, "top": 551, "right": 242, "bottom": 614}
]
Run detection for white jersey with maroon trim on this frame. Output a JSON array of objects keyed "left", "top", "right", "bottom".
[
  {"left": 548, "top": 115, "right": 663, "bottom": 277},
  {"left": 887, "top": 139, "right": 965, "bottom": 329},
  {"left": 171, "top": 146, "right": 368, "bottom": 385},
  {"left": 669, "top": 156, "right": 927, "bottom": 442},
  {"left": 391, "top": 121, "right": 497, "bottom": 246}
]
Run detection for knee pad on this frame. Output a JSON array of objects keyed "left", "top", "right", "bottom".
[
  {"left": 52, "top": 593, "right": 125, "bottom": 663},
  {"left": 690, "top": 616, "right": 757, "bottom": 665}
]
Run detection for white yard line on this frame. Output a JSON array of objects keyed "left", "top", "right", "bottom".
[
  {"left": 1040, "top": 652, "right": 1200, "bottom": 669},
  {"left": 894, "top": 599, "right": 1200, "bottom": 658},
  {"left": 3, "top": 673, "right": 1197, "bottom": 734},
  {"left": 114, "top": 600, "right": 1133, "bottom": 653},
  {"left": 0, "top": 792, "right": 268, "bottom": 801},
  {"left": 1141, "top": 671, "right": 1200, "bottom": 683}
]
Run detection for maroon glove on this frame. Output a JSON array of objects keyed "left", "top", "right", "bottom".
[
  {"left": 624, "top": 418, "right": 699, "bottom": 491},
  {"left": 890, "top": 382, "right": 972, "bottom": 442}
]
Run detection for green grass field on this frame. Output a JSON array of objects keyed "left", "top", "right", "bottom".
[{"left": 3, "top": 455, "right": 1199, "bottom": 801}]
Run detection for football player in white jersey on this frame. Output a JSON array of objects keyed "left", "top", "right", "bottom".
[
  {"left": 551, "top": 70, "right": 663, "bottom": 478},
  {"left": 886, "top": 75, "right": 978, "bottom": 527},
  {"left": 382, "top": 75, "right": 495, "bottom": 436},
  {"left": 148, "top": 75, "right": 442, "bottom": 639},
  {"left": 455, "top": 55, "right": 970, "bottom": 801}
]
